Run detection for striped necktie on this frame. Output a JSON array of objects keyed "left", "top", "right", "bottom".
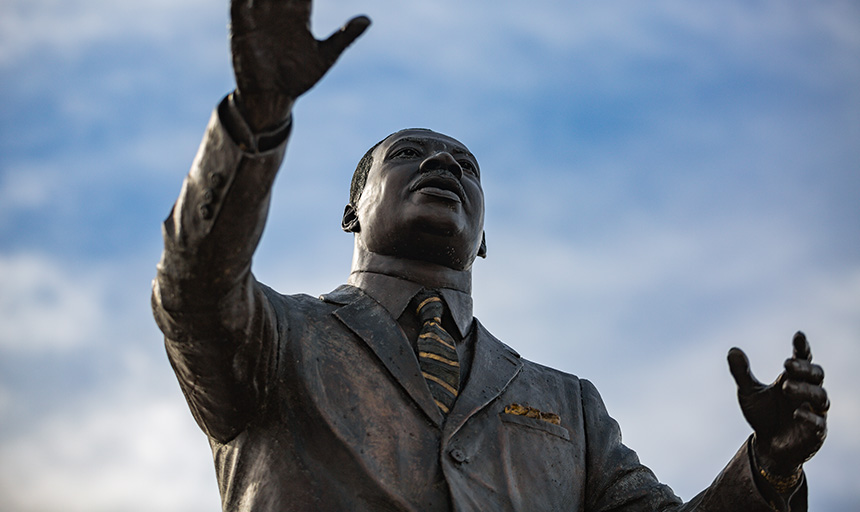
[{"left": 414, "top": 290, "right": 460, "bottom": 415}]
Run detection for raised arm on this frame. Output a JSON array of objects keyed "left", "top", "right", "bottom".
[{"left": 152, "top": 0, "right": 369, "bottom": 442}]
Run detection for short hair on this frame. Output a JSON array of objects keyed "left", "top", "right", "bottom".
[
  {"left": 349, "top": 139, "right": 383, "bottom": 206},
  {"left": 349, "top": 128, "right": 436, "bottom": 205}
]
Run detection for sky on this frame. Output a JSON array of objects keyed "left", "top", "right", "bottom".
[{"left": 1, "top": 0, "right": 858, "bottom": 510}]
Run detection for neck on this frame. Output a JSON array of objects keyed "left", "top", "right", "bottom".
[{"left": 349, "top": 247, "right": 472, "bottom": 294}]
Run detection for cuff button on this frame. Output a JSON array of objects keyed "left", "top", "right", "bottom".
[
  {"left": 208, "top": 172, "right": 224, "bottom": 188},
  {"left": 449, "top": 448, "right": 467, "bottom": 463}
]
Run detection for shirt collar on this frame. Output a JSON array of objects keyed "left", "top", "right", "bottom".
[{"left": 348, "top": 271, "right": 474, "bottom": 338}]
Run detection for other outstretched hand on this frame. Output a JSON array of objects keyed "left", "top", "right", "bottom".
[{"left": 728, "top": 332, "right": 828, "bottom": 482}]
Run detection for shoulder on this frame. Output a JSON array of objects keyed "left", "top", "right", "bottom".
[
  {"left": 256, "top": 281, "right": 345, "bottom": 318},
  {"left": 474, "top": 319, "right": 584, "bottom": 391},
  {"left": 515, "top": 357, "right": 608, "bottom": 414},
  {"left": 518, "top": 357, "right": 585, "bottom": 395}
]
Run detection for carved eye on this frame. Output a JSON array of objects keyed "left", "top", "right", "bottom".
[
  {"left": 392, "top": 147, "right": 421, "bottom": 159},
  {"left": 459, "top": 160, "right": 478, "bottom": 176}
]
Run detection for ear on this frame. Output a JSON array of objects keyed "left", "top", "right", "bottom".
[
  {"left": 341, "top": 204, "right": 360, "bottom": 233},
  {"left": 477, "top": 232, "right": 487, "bottom": 258}
]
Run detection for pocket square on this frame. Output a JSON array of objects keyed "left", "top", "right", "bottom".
[{"left": 504, "top": 403, "right": 561, "bottom": 426}]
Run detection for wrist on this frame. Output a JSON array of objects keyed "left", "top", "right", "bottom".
[
  {"left": 752, "top": 436, "right": 803, "bottom": 494},
  {"left": 220, "top": 94, "right": 292, "bottom": 153},
  {"left": 757, "top": 465, "right": 802, "bottom": 494},
  {"left": 233, "top": 89, "right": 294, "bottom": 133}
]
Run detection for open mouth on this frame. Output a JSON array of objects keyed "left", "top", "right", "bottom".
[{"left": 410, "top": 172, "right": 465, "bottom": 203}]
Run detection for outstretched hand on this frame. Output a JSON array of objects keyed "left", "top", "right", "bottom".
[
  {"left": 230, "top": 0, "right": 370, "bottom": 131},
  {"left": 728, "top": 332, "right": 828, "bottom": 478}
]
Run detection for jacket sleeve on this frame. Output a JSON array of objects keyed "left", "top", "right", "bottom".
[
  {"left": 151, "top": 94, "right": 290, "bottom": 443},
  {"left": 580, "top": 379, "right": 807, "bottom": 512}
]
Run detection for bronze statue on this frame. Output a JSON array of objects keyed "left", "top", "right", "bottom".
[{"left": 152, "top": 1, "right": 828, "bottom": 510}]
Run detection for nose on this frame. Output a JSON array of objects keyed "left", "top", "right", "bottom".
[{"left": 419, "top": 151, "right": 462, "bottom": 180}]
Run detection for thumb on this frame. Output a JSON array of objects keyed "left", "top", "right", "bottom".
[
  {"left": 728, "top": 347, "right": 761, "bottom": 395},
  {"left": 319, "top": 15, "right": 371, "bottom": 65}
]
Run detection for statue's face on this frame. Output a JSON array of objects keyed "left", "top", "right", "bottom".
[{"left": 354, "top": 129, "right": 484, "bottom": 270}]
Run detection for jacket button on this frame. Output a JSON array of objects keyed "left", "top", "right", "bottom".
[
  {"left": 449, "top": 449, "right": 467, "bottom": 463},
  {"left": 208, "top": 172, "right": 225, "bottom": 188},
  {"left": 198, "top": 204, "right": 213, "bottom": 220}
]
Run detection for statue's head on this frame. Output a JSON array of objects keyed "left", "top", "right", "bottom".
[{"left": 342, "top": 129, "right": 487, "bottom": 271}]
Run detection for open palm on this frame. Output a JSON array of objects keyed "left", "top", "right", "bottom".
[{"left": 230, "top": 0, "right": 369, "bottom": 129}]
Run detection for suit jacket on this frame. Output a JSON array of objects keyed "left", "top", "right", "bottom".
[{"left": 152, "top": 97, "right": 805, "bottom": 511}]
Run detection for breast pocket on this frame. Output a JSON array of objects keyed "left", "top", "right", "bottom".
[
  {"left": 495, "top": 411, "right": 580, "bottom": 509},
  {"left": 499, "top": 412, "right": 571, "bottom": 441}
]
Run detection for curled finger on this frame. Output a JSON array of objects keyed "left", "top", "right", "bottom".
[
  {"left": 792, "top": 331, "right": 812, "bottom": 361},
  {"left": 784, "top": 359, "right": 825, "bottom": 385},
  {"left": 782, "top": 380, "right": 829, "bottom": 412},
  {"left": 793, "top": 404, "right": 827, "bottom": 439}
]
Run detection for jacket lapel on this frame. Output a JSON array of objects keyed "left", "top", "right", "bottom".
[
  {"left": 443, "top": 320, "right": 523, "bottom": 441},
  {"left": 327, "top": 286, "right": 445, "bottom": 427}
]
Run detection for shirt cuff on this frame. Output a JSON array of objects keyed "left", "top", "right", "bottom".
[
  {"left": 218, "top": 92, "right": 292, "bottom": 153},
  {"left": 749, "top": 436, "right": 804, "bottom": 510}
]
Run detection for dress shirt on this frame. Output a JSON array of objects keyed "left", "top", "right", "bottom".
[
  {"left": 348, "top": 270, "right": 473, "bottom": 338},
  {"left": 348, "top": 270, "right": 475, "bottom": 388}
]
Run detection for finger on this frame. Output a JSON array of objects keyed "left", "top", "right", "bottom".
[
  {"left": 728, "top": 347, "right": 762, "bottom": 395},
  {"left": 230, "top": 0, "right": 257, "bottom": 26},
  {"left": 783, "top": 381, "right": 830, "bottom": 413},
  {"left": 319, "top": 15, "right": 371, "bottom": 64},
  {"left": 784, "top": 359, "right": 825, "bottom": 385},
  {"left": 792, "top": 331, "right": 812, "bottom": 361},
  {"left": 794, "top": 405, "right": 827, "bottom": 439},
  {"left": 231, "top": 0, "right": 311, "bottom": 16}
]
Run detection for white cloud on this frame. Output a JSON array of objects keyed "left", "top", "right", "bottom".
[
  {"left": 0, "top": 253, "right": 218, "bottom": 510},
  {"left": 317, "top": 0, "right": 860, "bottom": 95},
  {"left": 6, "top": 0, "right": 856, "bottom": 89},
  {"left": 0, "top": 164, "right": 59, "bottom": 212},
  {"left": 0, "top": 253, "right": 105, "bottom": 352},
  {"left": 0, "top": 384, "right": 220, "bottom": 512},
  {"left": 0, "top": 386, "right": 10, "bottom": 417},
  {"left": 0, "top": 0, "right": 220, "bottom": 65}
]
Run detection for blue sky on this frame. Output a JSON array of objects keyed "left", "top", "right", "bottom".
[{"left": 1, "top": 0, "right": 858, "bottom": 510}]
